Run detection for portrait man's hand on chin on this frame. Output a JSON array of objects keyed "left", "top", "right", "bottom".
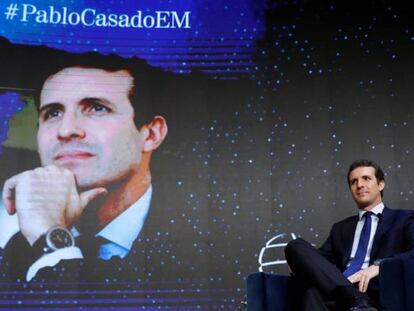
[{"left": 2, "top": 165, "right": 107, "bottom": 245}]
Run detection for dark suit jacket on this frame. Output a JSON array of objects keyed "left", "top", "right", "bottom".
[{"left": 318, "top": 207, "right": 414, "bottom": 272}]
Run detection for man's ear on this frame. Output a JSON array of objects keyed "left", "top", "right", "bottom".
[
  {"left": 378, "top": 180, "right": 385, "bottom": 192},
  {"left": 140, "top": 116, "right": 168, "bottom": 152}
]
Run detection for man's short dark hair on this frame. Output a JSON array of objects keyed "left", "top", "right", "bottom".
[
  {"left": 33, "top": 50, "right": 162, "bottom": 128},
  {"left": 347, "top": 159, "right": 385, "bottom": 196}
]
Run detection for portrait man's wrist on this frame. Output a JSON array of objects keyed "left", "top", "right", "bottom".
[
  {"left": 0, "top": 52, "right": 168, "bottom": 281},
  {"left": 284, "top": 160, "right": 414, "bottom": 311}
]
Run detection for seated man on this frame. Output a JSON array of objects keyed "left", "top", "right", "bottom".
[{"left": 285, "top": 160, "right": 414, "bottom": 311}]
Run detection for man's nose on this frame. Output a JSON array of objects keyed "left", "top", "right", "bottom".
[{"left": 57, "top": 113, "right": 85, "bottom": 141}]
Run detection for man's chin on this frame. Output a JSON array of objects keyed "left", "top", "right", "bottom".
[
  {"left": 355, "top": 199, "right": 371, "bottom": 209},
  {"left": 76, "top": 175, "right": 120, "bottom": 191},
  {"left": 74, "top": 170, "right": 131, "bottom": 191},
  {"left": 73, "top": 174, "right": 104, "bottom": 190}
]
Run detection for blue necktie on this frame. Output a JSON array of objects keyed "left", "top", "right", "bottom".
[{"left": 343, "top": 212, "right": 373, "bottom": 277}]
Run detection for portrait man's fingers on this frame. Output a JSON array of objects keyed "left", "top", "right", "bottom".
[
  {"left": 79, "top": 187, "right": 108, "bottom": 211},
  {"left": 2, "top": 175, "right": 19, "bottom": 215}
]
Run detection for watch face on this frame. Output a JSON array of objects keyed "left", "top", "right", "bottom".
[{"left": 46, "top": 227, "right": 74, "bottom": 250}]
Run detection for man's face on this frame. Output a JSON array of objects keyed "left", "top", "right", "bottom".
[
  {"left": 38, "top": 67, "right": 144, "bottom": 189},
  {"left": 348, "top": 166, "right": 385, "bottom": 210}
]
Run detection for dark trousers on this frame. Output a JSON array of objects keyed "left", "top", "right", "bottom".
[{"left": 285, "top": 238, "right": 378, "bottom": 311}]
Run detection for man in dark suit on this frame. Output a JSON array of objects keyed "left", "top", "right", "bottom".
[
  {"left": 285, "top": 160, "right": 414, "bottom": 311},
  {"left": 0, "top": 50, "right": 169, "bottom": 282}
]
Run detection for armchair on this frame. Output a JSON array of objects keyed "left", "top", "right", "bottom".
[{"left": 246, "top": 258, "right": 414, "bottom": 311}]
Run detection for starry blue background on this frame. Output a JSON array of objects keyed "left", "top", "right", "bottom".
[
  {"left": 0, "top": 0, "right": 414, "bottom": 309},
  {"left": 0, "top": 0, "right": 266, "bottom": 78}
]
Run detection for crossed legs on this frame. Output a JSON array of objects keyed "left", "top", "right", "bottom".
[{"left": 285, "top": 238, "right": 376, "bottom": 310}]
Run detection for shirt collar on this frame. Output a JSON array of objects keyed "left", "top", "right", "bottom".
[
  {"left": 95, "top": 185, "right": 152, "bottom": 251},
  {"left": 358, "top": 202, "right": 384, "bottom": 220}
]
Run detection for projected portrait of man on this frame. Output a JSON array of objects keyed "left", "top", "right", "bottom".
[{"left": 0, "top": 54, "right": 168, "bottom": 282}]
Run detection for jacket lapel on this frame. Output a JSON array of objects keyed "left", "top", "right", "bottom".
[
  {"left": 370, "top": 206, "right": 395, "bottom": 260},
  {"left": 342, "top": 216, "right": 358, "bottom": 268}
]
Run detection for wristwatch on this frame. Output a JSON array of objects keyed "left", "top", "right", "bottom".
[
  {"left": 45, "top": 226, "right": 75, "bottom": 251},
  {"left": 32, "top": 226, "right": 75, "bottom": 255}
]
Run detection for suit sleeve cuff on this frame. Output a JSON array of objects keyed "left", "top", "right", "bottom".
[{"left": 26, "top": 246, "right": 84, "bottom": 281}]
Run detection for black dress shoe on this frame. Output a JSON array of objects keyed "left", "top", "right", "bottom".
[{"left": 349, "top": 296, "right": 378, "bottom": 311}]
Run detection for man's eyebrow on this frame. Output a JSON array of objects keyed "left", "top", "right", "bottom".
[
  {"left": 39, "top": 103, "right": 63, "bottom": 115},
  {"left": 81, "top": 97, "right": 114, "bottom": 107}
]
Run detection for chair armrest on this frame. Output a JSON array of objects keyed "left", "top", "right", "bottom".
[
  {"left": 403, "top": 258, "right": 414, "bottom": 310},
  {"left": 380, "top": 258, "right": 405, "bottom": 310},
  {"left": 380, "top": 257, "right": 414, "bottom": 311}
]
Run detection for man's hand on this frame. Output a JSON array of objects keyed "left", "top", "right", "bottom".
[
  {"left": 347, "top": 265, "right": 379, "bottom": 293},
  {"left": 2, "top": 165, "right": 107, "bottom": 245}
]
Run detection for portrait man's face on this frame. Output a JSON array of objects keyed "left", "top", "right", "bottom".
[
  {"left": 37, "top": 67, "right": 146, "bottom": 189},
  {"left": 348, "top": 166, "right": 384, "bottom": 209}
]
